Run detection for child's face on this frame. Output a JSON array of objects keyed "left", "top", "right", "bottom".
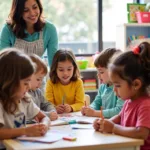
[
  {"left": 97, "top": 66, "right": 110, "bottom": 84},
  {"left": 22, "top": 0, "right": 40, "bottom": 27},
  {"left": 16, "top": 75, "right": 32, "bottom": 100},
  {"left": 56, "top": 60, "right": 74, "bottom": 85},
  {"left": 109, "top": 72, "right": 136, "bottom": 100},
  {"left": 30, "top": 70, "right": 45, "bottom": 90}
]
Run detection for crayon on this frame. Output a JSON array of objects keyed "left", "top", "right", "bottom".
[
  {"left": 63, "top": 136, "right": 77, "bottom": 141},
  {"left": 100, "top": 106, "right": 104, "bottom": 119}
]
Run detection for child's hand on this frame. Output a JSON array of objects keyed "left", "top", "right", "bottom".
[
  {"left": 56, "top": 105, "right": 65, "bottom": 114},
  {"left": 93, "top": 119, "right": 100, "bottom": 131},
  {"left": 99, "top": 119, "right": 114, "bottom": 133},
  {"left": 81, "top": 106, "right": 86, "bottom": 115},
  {"left": 50, "top": 111, "right": 58, "bottom": 121},
  {"left": 64, "top": 104, "right": 72, "bottom": 113},
  {"left": 83, "top": 107, "right": 96, "bottom": 117},
  {"left": 24, "top": 124, "right": 48, "bottom": 136}
]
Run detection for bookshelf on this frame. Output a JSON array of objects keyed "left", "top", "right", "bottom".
[
  {"left": 116, "top": 23, "right": 150, "bottom": 51},
  {"left": 80, "top": 68, "right": 98, "bottom": 102}
]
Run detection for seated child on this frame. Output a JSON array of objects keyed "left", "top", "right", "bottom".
[
  {"left": 93, "top": 42, "right": 150, "bottom": 150},
  {"left": 81, "top": 48, "right": 124, "bottom": 118},
  {"left": 29, "top": 54, "right": 58, "bottom": 121},
  {"left": 45, "top": 49, "right": 84, "bottom": 114},
  {"left": 0, "top": 48, "right": 50, "bottom": 149}
]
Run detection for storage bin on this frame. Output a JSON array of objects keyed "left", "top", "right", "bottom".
[
  {"left": 136, "top": 12, "right": 150, "bottom": 23},
  {"left": 77, "top": 60, "right": 88, "bottom": 70}
]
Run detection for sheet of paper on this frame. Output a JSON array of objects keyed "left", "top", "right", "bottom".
[
  {"left": 17, "top": 130, "right": 65, "bottom": 143},
  {"left": 71, "top": 124, "right": 93, "bottom": 129}
]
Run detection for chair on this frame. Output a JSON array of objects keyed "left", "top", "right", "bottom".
[{"left": 84, "top": 94, "right": 90, "bottom": 106}]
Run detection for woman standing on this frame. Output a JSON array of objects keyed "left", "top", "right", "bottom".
[{"left": 0, "top": 0, "right": 58, "bottom": 65}]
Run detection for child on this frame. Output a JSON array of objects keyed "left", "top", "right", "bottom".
[
  {"left": 93, "top": 42, "right": 150, "bottom": 150},
  {"left": 29, "top": 54, "right": 58, "bottom": 121},
  {"left": 81, "top": 48, "right": 124, "bottom": 118},
  {"left": 45, "top": 49, "right": 84, "bottom": 114},
  {"left": 0, "top": 48, "right": 50, "bottom": 149}
]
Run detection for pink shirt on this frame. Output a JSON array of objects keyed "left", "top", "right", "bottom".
[{"left": 119, "top": 96, "right": 150, "bottom": 150}]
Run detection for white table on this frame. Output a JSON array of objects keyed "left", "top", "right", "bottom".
[{"left": 3, "top": 125, "right": 143, "bottom": 150}]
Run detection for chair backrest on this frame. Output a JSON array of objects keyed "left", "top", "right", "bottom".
[{"left": 84, "top": 94, "right": 90, "bottom": 106}]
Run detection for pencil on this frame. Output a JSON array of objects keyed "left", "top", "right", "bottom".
[
  {"left": 100, "top": 106, "right": 104, "bottom": 119},
  {"left": 62, "top": 94, "right": 65, "bottom": 105},
  {"left": 62, "top": 96, "right": 64, "bottom": 105},
  {"left": 84, "top": 100, "right": 87, "bottom": 107}
]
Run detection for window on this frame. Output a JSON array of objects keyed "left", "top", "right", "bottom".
[
  {"left": 43, "top": 0, "right": 98, "bottom": 55},
  {"left": 102, "top": 0, "right": 134, "bottom": 49},
  {"left": 0, "top": 0, "right": 138, "bottom": 55}
]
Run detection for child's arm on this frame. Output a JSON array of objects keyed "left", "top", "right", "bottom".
[
  {"left": 102, "top": 97, "right": 124, "bottom": 118},
  {"left": 0, "top": 111, "right": 50, "bottom": 140},
  {"left": 69, "top": 79, "right": 85, "bottom": 111},
  {"left": 90, "top": 87, "right": 102, "bottom": 110},
  {"left": 112, "top": 124, "right": 149, "bottom": 139},
  {"left": 45, "top": 80, "right": 55, "bottom": 105},
  {"left": 0, "top": 126, "right": 26, "bottom": 140},
  {"left": 34, "top": 111, "right": 50, "bottom": 129},
  {"left": 81, "top": 106, "right": 100, "bottom": 117},
  {"left": 97, "top": 117, "right": 149, "bottom": 140}
]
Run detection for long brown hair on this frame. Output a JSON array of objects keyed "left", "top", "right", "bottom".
[
  {"left": 7, "top": 0, "right": 45, "bottom": 38},
  {"left": 0, "top": 48, "right": 35, "bottom": 114},
  {"left": 50, "top": 49, "right": 80, "bottom": 84}
]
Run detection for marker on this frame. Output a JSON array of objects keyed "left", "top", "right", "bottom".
[
  {"left": 63, "top": 136, "right": 77, "bottom": 141},
  {"left": 68, "top": 120, "right": 77, "bottom": 124},
  {"left": 100, "top": 106, "right": 104, "bottom": 119}
]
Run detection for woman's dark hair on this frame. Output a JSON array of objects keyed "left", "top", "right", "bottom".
[
  {"left": 94, "top": 48, "right": 121, "bottom": 68},
  {"left": 50, "top": 49, "right": 80, "bottom": 83},
  {"left": 109, "top": 42, "right": 150, "bottom": 94},
  {"left": 0, "top": 48, "right": 35, "bottom": 114},
  {"left": 7, "top": 0, "right": 45, "bottom": 38}
]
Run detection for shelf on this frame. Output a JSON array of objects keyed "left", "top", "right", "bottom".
[
  {"left": 116, "top": 23, "right": 150, "bottom": 51},
  {"left": 85, "top": 89, "right": 98, "bottom": 93},
  {"left": 118, "top": 23, "right": 150, "bottom": 27},
  {"left": 80, "top": 68, "right": 96, "bottom": 72}
]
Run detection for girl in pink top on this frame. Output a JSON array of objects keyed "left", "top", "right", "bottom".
[{"left": 93, "top": 42, "right": 150, "bottom": 150}]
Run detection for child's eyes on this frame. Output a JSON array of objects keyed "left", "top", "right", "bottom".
[
  {"left": 24, "top": 82, "right": 30, "bottom": 86},
  {"left": 114, "top": 84, "right": 121, "bottom": 88},
  {"left": 97, "top": 72, "right": 104, "bottom": 74}
]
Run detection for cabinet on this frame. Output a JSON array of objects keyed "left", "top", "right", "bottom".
[
  {"left": 80, "top": 68, "right": 99, "bottom": 102},
  {"left": 116, "top": 23, "right": 150, "bottom": 51}
]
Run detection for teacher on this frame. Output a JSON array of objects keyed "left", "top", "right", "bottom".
[{"left": 0, "top": 0, "right": 58, "bottom": 65}]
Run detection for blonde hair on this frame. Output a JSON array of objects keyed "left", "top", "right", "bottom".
[{"left": 30, "top": 54, "right": 47, "bottom": 75}]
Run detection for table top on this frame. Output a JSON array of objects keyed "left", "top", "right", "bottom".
[{"left": 3, "top": 125, "right": 144, "bottom": 150}]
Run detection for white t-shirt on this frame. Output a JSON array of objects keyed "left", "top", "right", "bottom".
[{"left": 0, "top": 99, "right": 40, "bottom": 149}]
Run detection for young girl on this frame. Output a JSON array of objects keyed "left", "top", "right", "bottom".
[
  {"left": 81, "top": 48, "right": 124, "bottom": 118},
  {"left": 93, "top": 42, "right": 150, "bottom": 150},
  {"left": 45, "top": 49, "right": 84, "bottom": 114},
  {"left": 0, "top": 48, "right": 50, "bottom": 149},
  {"left": 0, "top": 0, "right": 58, "bottom": 65},
  {"left": 29, "top": 54, "right": 58, "bottom": 121}
]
